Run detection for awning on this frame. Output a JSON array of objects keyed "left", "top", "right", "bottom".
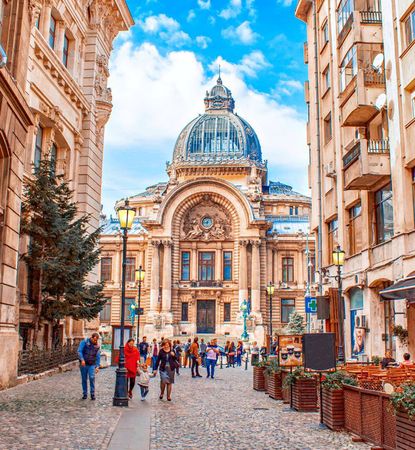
[{"left": 379, "top": 275, "right": 415, "bottom": 301}]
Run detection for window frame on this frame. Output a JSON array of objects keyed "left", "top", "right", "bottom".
[
  {"left": 281, "top": 298, "right": 296, "bottom": 324},
  {"left": 282, "top": 257, "right": 294, "bottom": 283},
  {"left": 100, "top": 298, "right": 111, "bottom": 322},
  {"left": 181, "top": 302, "right": 189, "bottom": 322},
  {"left": 125, "top": 257, "right": 136, "bottom": 283},
  {"left": 328, "top": 218, "right": 338, "bottom": 260},
  {"left": 348, "top": 202, "right": 362, "bottom": 255},
  {"left": 340, "top": 46, "right": 357, "bottom": 92},
  {"left": 100, "top": 257, "right": 112, "bottom": 282},
  {"left": 50, "top": 143, "right": 57, "bottom": 176},
  {"left": 62, "top": 33, "right": 69, "bottom": 67},
  {"left": 324, "top": 112, "right": 332, "bottom": 143},
  {"left": 404, "top": 9, "right": 415, "bottom": 48},
  {"left": 198, "top": 251, "right": 215, "bottom": 281},
  {"left": 323, "top": 64, "right": 331, "bottom": 92},
  {"left": 34, "top": 126, "right": 43, "bottom": 170},
  {"left": 181, "top": 251, "right": 191, "bottom": 281},
  {"left": 223, "top": 251, "right": 232, "bottom": 281},
  {"left": 224, "top": 303, "right": 231, "bottom": 322},
  {"left": 375, "top": 183, "right": 394, "bottom": 244},
  {"left": 322, "top": 21, "right": 329, "bottom": 46},
  {"left": 337, "top": 0, "right": 354, "bottom": 35},
  {"left": 49, "top": 15, "right": 56, "bottom": 49}
]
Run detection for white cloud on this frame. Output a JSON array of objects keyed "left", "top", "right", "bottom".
[
  {"left": 187, "top": 10, "right": 196, "bottom": 21},
  {"left": 104, "top": 41, "right": 308, "bottom": 213},
  {"left": 238, "top": 51, "right": 270, "bottom": 77},
  {"left": 273, "top": 78, "right": 303, "bottom": 97},
  {"left": 138, "top": 13, "right": 191, "bottom": 47},
  {"left": 246, "top": 0, "right": 257, "bottom": 17},
  {"left": 222, "top": 21, "right": 258, "bottom": 45},
  {"left": 197, "top": 0, "right": 211, "bottom": 9},
  {"left": 196, "top": 36, "right": 212, "bottom": 49},
  {"left": 276, "top": 0, "right": 294, "bottom": 6},
  {"left": 219, "top": 0, "right": 242, "bottom": 19}
]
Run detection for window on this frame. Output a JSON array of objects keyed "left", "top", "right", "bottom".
[
  {"left": 199, "top": 252, "right": 215, "bottom": 281},
  {"left": 412, "top": 94, "right": 415, "bottom": 119},
  {"left": 281, "top": 299, "right": 295, "bottom": 323},
  {"left": 224, "top": 303, "right": 231, "bottom": 322},
  {"left": 412, "top": 168, "right": 415, "bottom": 225},
  {"left": 35, "top": 12, "right": 40, "bottom": 29},
  {"left": 0, "top": 0, "right": 4, "bottom": 38},
  {"left": 125, "top": 257, "right": 136, "bottom": 282},
  {"left": 100, "top": 257, "right": 112, "bottom": 282},
  {"left": 322, "top": 21, "right": 329, "bottom": 45},
  {"left": 223, "top": 251, "right": 232, "bottom": 281},
  {"left": 124, "top": 298, "right": 135, "bottom": 320},
  {"left": 340, "top": 46, "right": 357, "bottom": 92},
  {"left": 375, "top": 183, "right": 394, "bottom": 243},
  {"left": 49, "top": 16, "right": 56, "bottom": 49},
  {"left": 289, "top": 206, "right": 299, "bottom": 216},
  {"left": 282, "top": 257, "right": 294, "bottom": 283},
  {"left": 328, "top": 218, "right": 338, "bottom": 259},
  {"left": 323, "top": 65, "right": 331, "bottom": 91},
  {"left": 181, "top": 251, "right": 190, "bottom": 281},
  {"left": 100, "top": 299, "right": 111, "bottom": 322},
  {"left": 181, "top": 302, "right": 189, "bottom": 321},
  {"left": 50, "top": 143, "right": 57, "bottom": 176},
  {"left": 34, "top": 126, "right": 43, "bottom": 170},
  {"left": 324, "top": 113, "right": 332, "bottom": 143},
  {"left": 349, "top": 202, "right": 362, "bottom": 255},
  {"left": 63, "top": 34, "right": 69, "bottom": 67},
  {"left": 337, "top": 0, "right": 354, "bottom": 34},
  {"left": 404, "top": 9, "right": 415, "bottom": 48}
]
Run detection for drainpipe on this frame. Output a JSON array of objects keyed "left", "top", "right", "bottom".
[{"left": 0, "top": 45, "right": 7, "bottom": 69}]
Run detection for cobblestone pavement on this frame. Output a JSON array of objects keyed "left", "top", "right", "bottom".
[
  {"left": 0, "top": 364, "right": 371, "bottom": 450},
  {"left": 0, "top": 368, "right": 121, "bottom": 450},
  {"left": 149, "top": 364, "right": 371, "bottom": 450}
]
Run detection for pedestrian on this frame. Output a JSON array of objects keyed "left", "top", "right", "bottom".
[
  {"left": 154, "top": 339, "right": 179, "bottom": 401},
  {"left": 190, "top": 337, "right": 202, "bottom": 378},
  {"left": 200, "top": 338, "right": 207, "bottom": 367},
  {"left": 206, "top": 338, "right": 220, "bottom": 379},
  {"left": 173, "top": 340, "right": 182, "bottom": 375},
  {"left": 381, "top": 350, "right": 396, "bottom": 369},
  {"left": 150, "top": 338, "right": 159, "bottom": 371},
  {"left": 137, "top": 363, "right": 156, "bottom": 400},
  {"left": 228, "top": 341, "right": 236, "bottom": 367},
  {"left": 400, "top": 352, "right": 413, "bottom": 367},
  {"left": 251, "top": 341, "right": 260, "bottom": 365},
  {"left": 271, "top": 336, "right": 278, "bottom": 356},
  {"left": 260, "top": 345, "right": 267, "bottom": 361},
  {"left": 138, "top": 336, "right": 149, "bottom": 364},
  {"left": 77, "top": 332, "right": 101, "bottom": 400},
  {"left": 224, "top": 340, "right": 230, "bottom": 367},
  {"left": 124, "top": 338, "right": 140, "bottom": 399},
  {"left": 236, "top": 340, "right": 243, "bottom": 367},
  {"left": 183, "top": 338, "right": 192, "bottom": 368}
]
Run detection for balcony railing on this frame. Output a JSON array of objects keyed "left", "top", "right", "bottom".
[
  {"left": 360, "top": 10, "right": 382, "bottom": 24},
  {"left": 343, "top": 142, "right": 361, "bottom": 168},
  {"left": 363, "top": 68, "right": 385, "bottom": 86},
  {"left": 368, "top": 138, "right": 390, "bottom": 154},
  {"left": 190, "top": 280, "right": 223, "bottom": 288}
]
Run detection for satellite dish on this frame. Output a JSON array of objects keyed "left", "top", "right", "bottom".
[
  {"left": 375, "top": 93, "right": 387, "bottom": 110},
  {"left": 372, "top": 53, "right": 384, "bottom": 71}
]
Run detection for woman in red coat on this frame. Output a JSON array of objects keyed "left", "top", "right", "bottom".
[{"left": 124, "top": 338, "right": 140, "bottom": 398}]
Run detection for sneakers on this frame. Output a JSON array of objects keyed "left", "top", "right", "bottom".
[
  {"left": 82, "top": 394, "right": 87, "bottom": 400},
  {"left": 90, "top": 395, "right": 96, "bottom": 400}
]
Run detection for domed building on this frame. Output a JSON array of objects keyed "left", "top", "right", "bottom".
[{"left": 100, "top": 78, "right": 316, "bottom": 345}]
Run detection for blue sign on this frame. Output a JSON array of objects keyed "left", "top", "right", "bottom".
[{"left": 305, "top": 296, "right": 317, "bottom": 314}]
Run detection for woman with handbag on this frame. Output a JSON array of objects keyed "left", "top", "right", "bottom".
[
  {"left": 190, "top": 337, "right": 202, "bottom": 378},
  {"left": 228, "top": 341, "right": 236, "bottom": 367},
  {"left": 154, "top": 339, "right": 179, "bottom": 401},
  {"left": 124, "top": 338, "right": 140, "bottom": 399}
]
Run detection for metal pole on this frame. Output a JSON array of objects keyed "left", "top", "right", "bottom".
[
  {"left": 269, "top": 292, "right": 273, "bottom": 342},
  {"left": 337, "top": 264, "right": 345, "bottom": 363},
  {"left": 136, "top": 267, "right": 142, "bottom": 347},
  {"left": 113, "top": 228, "right": 129, "bottom": 407},
  {"left": 245, "top": 353, "right": 248, "bottom": 370}
]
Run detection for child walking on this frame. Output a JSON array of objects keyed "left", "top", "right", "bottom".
[{"left": 137, "top": 363, "right": 156, "bottom": 400}]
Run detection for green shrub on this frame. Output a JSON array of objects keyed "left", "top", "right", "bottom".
[
  {"left": 391, "top": 383, "right": 415, "bottom": 420},
  {"left": 321, "top": 371, "right": 358, "bottom": 390}
]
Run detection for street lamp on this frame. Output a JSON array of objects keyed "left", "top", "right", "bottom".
[
  {"left": 240, "top": 299, "right": 249, "bottom": 341},
  {"left": 266, "top": 282, "right": 275, "bottom": 353},
  {"left": 134, "top": 266, "right": 145, "bottom": 346},
  {"left": 113, "top": 199, "right": 135, "bottom": 407},
  {"left": 333, "top": 245, "right": 346, "bottom": 364}
]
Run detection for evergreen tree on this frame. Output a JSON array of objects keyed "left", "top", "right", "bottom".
[
  {"left": 285, "top": 311, "right": 306, "bottom": 335},
  {"left": 21, "top": 157, "right": 105, "bottom": 347}
]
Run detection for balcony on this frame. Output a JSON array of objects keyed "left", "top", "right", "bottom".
[
  {"left": 343, "top": 139, "right": 390, "bottom": 190},
  {"left": 189, "top": 280, "right": 223, "bottom": 288},
  {"left": 337, "top": 9, "right": 382, "bottom": 48},
  {"left": 360, "top": 10, "right": 382, "bottom": 24}
]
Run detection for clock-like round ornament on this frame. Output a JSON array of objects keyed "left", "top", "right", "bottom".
[{"left": 201, "top": 216, "right": 213, "bottom": 229}]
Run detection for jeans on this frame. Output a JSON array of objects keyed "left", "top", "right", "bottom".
[
  {"left": 236, "top": 354, "right": 242, "bottom": 366},
  {"left": 139, "top": 385, "right": 149, "bottom": 398},
  {"left": 140, "top": 354, "right": 148, "bottom": 364},
  {"left": 206, "top": 359, "right": 216, "bottom": 378},
  {"left": 191, "top": 356, "right": 200, "bottom": 377},
  {"left": 152, "top": 355, "right": 158, "bottom": 371},
  {"left": 80, "top": 365, "right": 95, "bottom": 396}
]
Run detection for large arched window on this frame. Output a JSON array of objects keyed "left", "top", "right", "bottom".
[{"left": 187, "top": 117, "right": 242, "bottom": 155}]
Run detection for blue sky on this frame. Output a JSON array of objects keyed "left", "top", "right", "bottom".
[{"left": 102, "top": 0, "right": 308, "bottom": 216}]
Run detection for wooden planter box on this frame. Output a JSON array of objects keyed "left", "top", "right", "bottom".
[
  {"left": 322, "top": 388, "right": 344, "bottom": 431},
  {"left": 292, "top": 377, "right": 318, "bottom": 412},
  {"left": 264, "top": 372, "right": 269, "bottom": 394},
  {"left": 396, "top": 410, "right": 415, "bottom": 450},
  {"left": 267, "top": 372, "right": 283, "bottom": 400},
  {"left": 253, "top": 366, "right": 266, "bottom": 391},
  {"left": 281, "top": 370, "right": 290, "bottom": 404}
]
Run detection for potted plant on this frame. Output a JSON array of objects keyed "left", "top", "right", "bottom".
[
  {"left": 321, "top": 371, "right": 357, "bottom": 430},
  {"left": 283, "top": 368, "right": 318, "bottom": 412},
  {"left": 253, "top": 359, "right": 267, "bottom": 391},
  {"left": 392, "top": 325, "right": 409, "bottom": 345},
  {"left": 263, "top": 360, "right": 271, "bottom": 394},
  {"left": 391, "top": 382, "right": 415, "bottom": 449},
  {"left": 265, "top": 359, "right": 282, "bottom": 400}
]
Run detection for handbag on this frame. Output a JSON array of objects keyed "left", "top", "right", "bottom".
[
  {"left": 146, "top": 356, "right": 152, "bottom": 366},
  {"left": 197, "top": 356, "right": 202, "bottom": 365},
  {"left": 229, "top": 352, "right": 235, "bottom": 357}
]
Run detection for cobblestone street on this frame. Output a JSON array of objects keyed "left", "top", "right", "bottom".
[{"left": 0, "top": 364, "right": 371, "bottom": 450}]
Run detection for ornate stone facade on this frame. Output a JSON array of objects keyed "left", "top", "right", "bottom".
[
  {"left": 0, "top": 0, "right": 133, "bottom": 388},
  {"left": 100, "top": 79, "right": 316, "bottom": 344}
]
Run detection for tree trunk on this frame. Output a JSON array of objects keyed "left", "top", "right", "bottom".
[{"left": 31, "top": 268, "right": 43, "bottom": 349}]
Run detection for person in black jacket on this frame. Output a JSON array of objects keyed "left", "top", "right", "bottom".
[{"left": 154, "top": 339, "right": 179, "bottom": 401}]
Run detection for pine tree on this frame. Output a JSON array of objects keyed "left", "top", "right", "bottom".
[
  {"left": 21, "top": 157, "right": 105, "bottom": 347},
  {"left": 285, "top": 311, "right": 305, "bottom": 335}
]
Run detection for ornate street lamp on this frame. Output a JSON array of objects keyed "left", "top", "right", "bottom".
[
  {"left": 134, "top": 266, "right": 145, "bottom": 346},
  {"left": 240, "top": 299, "right": 249, "bottom": 341},
  {"left": 266, "top": 282, "right": 275, "bottom": 353},
  {"left": 333, "top": 245, "right": 346, "bottom": 364},
  {"left": 113, "top": 199, "right": 135, "bottom": 407}
]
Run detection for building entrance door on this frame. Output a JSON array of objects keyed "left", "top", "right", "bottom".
[{"left": 197, "top": 300, "right": 216, "bottom": 333}]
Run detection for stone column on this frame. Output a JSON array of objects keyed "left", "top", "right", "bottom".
[
  {"left": 162, "top": 240, "right": 172, "bottom": 313},
  {"left": 215, "top": 244, "right": 222, "bottom": 281},
  {"left": 251, "top": 240, "right": 261, "bottom": 313},
  {"left": 297, "top": 246, "right": 304, "bottom": 287},
  {"left": 150, "top": 241, "right": 160, "bottom": 312},
  {"left": 191, "top": 243, "right": 198, "bottom": 281},
  {"left": 273, "top": 249, "right": 278, "bottom": 285},
  {"left": 40, "top": 1, "right": 52, "bottom": 40},
  {"left": 239, "top": 240, "right": 248, "bottom": 304}
]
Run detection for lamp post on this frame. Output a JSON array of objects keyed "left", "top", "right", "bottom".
[
  {"left": 333, "top": 245, "right": 346, "bottom": 364},
  {"left": 113, "top": 199, "right": 135, "bottom": 407},
  {"left": 134, "top": 266, "right": 145, "bottom": 346},
  {"left": 240, "top": 299, "right": 249, "bottom": 341},
  {"left": 266, "top": 282, "right": 275, "bottom": 353}
]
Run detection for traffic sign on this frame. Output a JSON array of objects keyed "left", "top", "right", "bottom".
[{"left": 305, "top": 296, "right": 317, "bottom": 314}]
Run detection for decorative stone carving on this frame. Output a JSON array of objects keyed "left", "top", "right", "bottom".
[
  {"left": 182, "top": 195, "right": 232, "bottom": 241},
  {"left": 29, "top": 0, "right": 42, "bottom": 27}
]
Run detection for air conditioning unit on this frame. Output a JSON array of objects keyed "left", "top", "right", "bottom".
[
  {"left": 324, "top": 161, "right": 336, "bottom": 178},
  {"left": 127, "top": 282, "right": 136, "bottom": 289},
  {"left": 355, "top": 313, "right": 368, "bottom": 329}
]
